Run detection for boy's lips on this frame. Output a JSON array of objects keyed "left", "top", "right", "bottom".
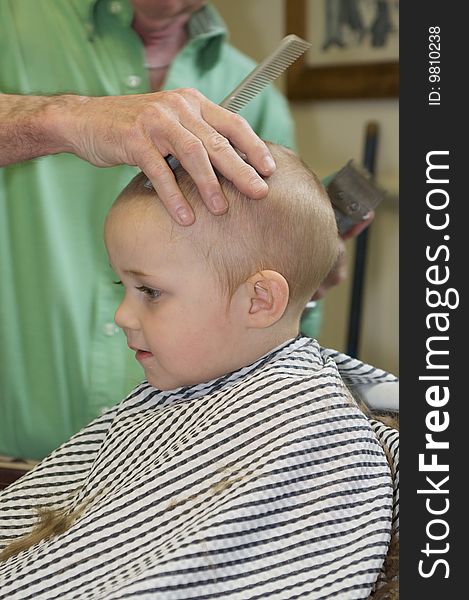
[
  {"left": 128, "top": 344, "right": 153, "bottom": 362},
  {"left": 135, "top": 350, "right": 153, "bottom": 362}
]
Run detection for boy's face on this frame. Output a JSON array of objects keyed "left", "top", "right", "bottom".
[{"left": 104, "top": 201, "right": 245, "bottom": 391}]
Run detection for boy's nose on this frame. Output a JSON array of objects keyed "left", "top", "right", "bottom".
[{"left": 114, "top": 298, "right": 139, "bottom": 332}]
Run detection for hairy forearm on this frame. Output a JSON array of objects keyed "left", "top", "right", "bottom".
[{"left": 0, "top": 94, "right": 80, "bottom": 166}]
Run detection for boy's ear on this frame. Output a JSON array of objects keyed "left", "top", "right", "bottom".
[{"left": 245, "top": 270, "right": 290, "bottom": 328}]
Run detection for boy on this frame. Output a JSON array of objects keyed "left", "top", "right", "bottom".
[{"left": 0, "top": 144, "right": 398, "bottom": 599}]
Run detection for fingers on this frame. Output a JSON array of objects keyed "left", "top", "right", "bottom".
[
  {"left": 166, "top": 92, "right": 273, "bottom": 202},
  {"left": 172, "top": 124, "right": 269, "bottom": 209},
  {"left": 200, "top": 104, "right": 276, "bottom": 196},
  {"left": 201, "top": 100, "right": 276, "bottom": 175},
  {"left": 164, "top": 89, "right": 274, "bottom": 198},
  {"left": 124, "top": 95, "right": 222, "bottom": 224},
  {"left": 133, "top": 89, "right": 269, "bottom": 218},
  {"left": 140, "top": 151, "right": 196, "bottom": 226},
  {"left": 139, "top": 120, "right": 230, "bottom": 220},
  {"left": 147, "top": 90, "right": 273, "bottom": 215},
  {"left": 139, "top": 122, "right": 254, "bottom": 223},
  {"left": 168, "top": 133, "right": 230, "bottom": 216},
  {"left": 197, "top": 127, "right": 270, "bottom": 200},
  {"left": 340, "top": 210, "right": 375, "bottom": 241}
]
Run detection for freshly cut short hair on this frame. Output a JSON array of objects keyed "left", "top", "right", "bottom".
[{"left": 115, "top": 143, "right": 340, "bottom": 316}]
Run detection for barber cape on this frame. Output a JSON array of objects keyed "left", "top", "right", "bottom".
[{"left": 0, "top": 337, "right": 399, "bottom": 599}]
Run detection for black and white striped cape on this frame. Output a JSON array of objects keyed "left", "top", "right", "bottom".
[{"left": 0, "top": 337, "right": 399, "bottom": 599}]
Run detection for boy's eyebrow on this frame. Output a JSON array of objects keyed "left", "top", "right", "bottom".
[
  {"left": 123, "top": 269, "right": 153, "bottom": 278},
  {"left": 108, "top": 263, "right": 155, "bottom": 279}
]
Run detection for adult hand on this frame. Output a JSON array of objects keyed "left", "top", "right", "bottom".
[
  {"left": 312, "top": 211, "right": 375, "bottom": 300},
  {"left": 0, "top": 89, "right": 276, "bottom": 225},
  {"left": 56, "top": 89, "right": 276, "bottom": 225}
]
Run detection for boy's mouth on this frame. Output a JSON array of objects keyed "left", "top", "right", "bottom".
[
  {"left": 128, "top": 343, "right": 154, "bottom": 362},
  {"left": 135, "top": 349, "right": 154, "bottom": 362}
]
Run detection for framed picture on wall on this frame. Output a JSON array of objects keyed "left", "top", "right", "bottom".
[{"left": 285, "top": 0, "right": 399, "bottom": 100}]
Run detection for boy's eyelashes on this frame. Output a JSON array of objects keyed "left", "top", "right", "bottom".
[
  {"left": 113, "top": 280, "right": 161, "bottom": 301},
  {"left": 136, "top": 285, "right": 162, "bottom": 301}
]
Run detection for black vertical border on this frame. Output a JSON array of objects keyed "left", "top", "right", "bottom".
[{"left": 400, "top": 2, "right": 465, "bottom": 596}]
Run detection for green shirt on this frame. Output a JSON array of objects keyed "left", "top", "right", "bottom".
[{"left": 0, "top": 0, "right": 319, "bottom": 459}]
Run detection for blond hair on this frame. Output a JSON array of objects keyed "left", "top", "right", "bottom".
[{"left": 114, "top": 143, "right": 340, "bottom": 318}]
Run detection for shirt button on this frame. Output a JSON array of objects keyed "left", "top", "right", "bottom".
[
  {"left": 108, "top": 1, "right": 122, "bottom": 14},
  {"left": 103, "top": 323, "right": 119, "bottom": 336},
  {"left": 126, "top": 75, "right": 142, "bottom": 88}
]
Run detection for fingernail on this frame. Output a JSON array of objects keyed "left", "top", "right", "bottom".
[
  {"left": 263, "top": 156, "right": 276, "bottom": 174},
  {"left": 176, "top": 207, "right": 194, "bottom": 225},
  {"left": 211, "top": 194, "right": 228, "bottom": 214}
]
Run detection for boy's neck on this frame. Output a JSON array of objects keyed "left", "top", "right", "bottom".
[{"left": 224, "top": 325, "right": 300, "bottom": 377}]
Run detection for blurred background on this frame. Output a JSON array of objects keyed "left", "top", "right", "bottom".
[{"left": 213, "top": 0, "right": 399, "bottom": 376}]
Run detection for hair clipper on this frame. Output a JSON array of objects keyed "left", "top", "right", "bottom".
[{"left": 324, "top": 160, "right": 386, "bottom": 236}]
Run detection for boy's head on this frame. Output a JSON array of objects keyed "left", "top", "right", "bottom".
[{"left": 104, "top": 143, "right": 339, "bottom": 390}]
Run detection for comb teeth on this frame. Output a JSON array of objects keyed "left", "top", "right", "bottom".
[{"left": 220, "top": 34, "right": 311, "bottom": 113}]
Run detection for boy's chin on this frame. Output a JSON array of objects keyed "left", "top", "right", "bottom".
[
  {"left": 145, "top": 370, "right": 191, "bottom": 392},
  {"left": 146, "top": 369, "right": 220, "bottom": 392}
]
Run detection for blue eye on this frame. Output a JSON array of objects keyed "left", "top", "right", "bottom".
[{"left": 136, "top": 285, "right": 161, "bottom": 301}]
